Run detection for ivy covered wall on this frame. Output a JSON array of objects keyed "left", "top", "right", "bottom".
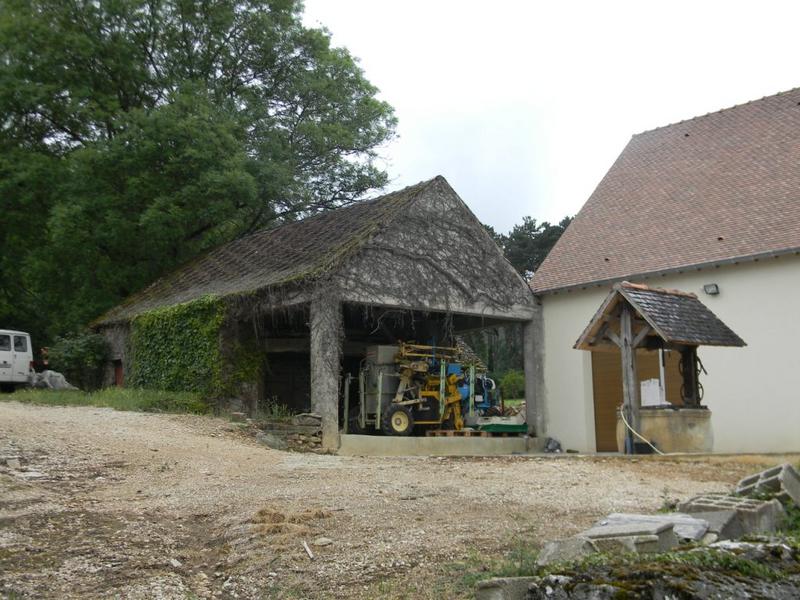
[{"left": 129, "top": 296, "right": 226, "bottom": 396}]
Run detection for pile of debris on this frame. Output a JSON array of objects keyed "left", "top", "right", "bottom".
[
  {"left": 477, "top": 463, "right": 800, "bottom": 599},
  {"left": 29, "top": 370, "right": 78, "bottom": 390},
  {"left": 253, "top": 413, "right": 324, "bottom": 453}
]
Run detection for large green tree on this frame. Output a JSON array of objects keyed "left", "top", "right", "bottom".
[
  {"left": 0, "top": 0, "right": 396, "bottom": 340},
  {"left": 490, "top": 215, "right": 573, "bottom": 279}
]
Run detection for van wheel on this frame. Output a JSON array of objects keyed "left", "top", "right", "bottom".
[{"left": 0, "top": 383, "right": 15, "bottom": 394}]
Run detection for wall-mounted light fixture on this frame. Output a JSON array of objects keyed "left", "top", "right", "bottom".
[{"left": 703, "top": 283, "right": 720, "bottom": 295}]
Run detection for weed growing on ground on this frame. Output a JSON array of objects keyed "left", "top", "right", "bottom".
[
  {"left": 254, "top": 396, "right": 294, "bottom": 421},
  {"left": 4, "top": 387, "right": 210, "bottom": 414}
]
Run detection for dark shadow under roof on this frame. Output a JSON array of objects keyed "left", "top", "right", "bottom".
[
  {"left": 95, "top": 178, "right": 440, "bottom": 326},
  {"left": 575, "top": 282, "right": 746, "bottom": 350}
]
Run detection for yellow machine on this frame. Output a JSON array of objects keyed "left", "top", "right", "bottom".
[
  {"left": 344, "top": 342, "right": 506, "bottom": 436},
  {"left": 383, "top": 344, "right": 466, "bottom": 435}
]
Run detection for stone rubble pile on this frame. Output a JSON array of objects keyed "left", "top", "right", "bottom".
[
  {"left": 254, "top": 413, "right": 324, "bottom": 453},
  {"left": 477, "top": 463, "right": 800, "bottom": 600},
  {"left": 29, "top": 370, "right": 78, "bottom": 390}
]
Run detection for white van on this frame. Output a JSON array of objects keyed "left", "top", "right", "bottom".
[{"left": 0, "top": 329, "right": 33, "bottom": 392}]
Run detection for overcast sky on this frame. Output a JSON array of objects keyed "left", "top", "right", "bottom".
[{"left": 303, "top": 1, "right": 800, "bottom": 233}]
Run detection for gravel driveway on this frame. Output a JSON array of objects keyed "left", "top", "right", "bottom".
[{"left": 0, "top": 401, "right": 790, "bottom": 599}]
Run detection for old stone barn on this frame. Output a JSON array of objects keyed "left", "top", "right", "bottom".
[{"left": 94, "top": 177, "right": 539, "bottom": 449}]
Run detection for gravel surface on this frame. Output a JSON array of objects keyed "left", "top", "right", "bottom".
[{"left": 0, "top": 401, "right": 794, "bottom": 599}]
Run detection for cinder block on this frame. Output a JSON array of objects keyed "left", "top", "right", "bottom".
[
  {"left": 735, "top": 463, "right": 800, "bottom": 507},
  {"left": 678, "top": 493, "right": 786, "bottom": 536}
]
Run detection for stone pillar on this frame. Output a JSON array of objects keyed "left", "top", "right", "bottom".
[
  {"left": 310, "top": 292, "right": 343, "bottom": 451},
  {"left": 523, "top": 301, "right": 544, "bottom": 439}
]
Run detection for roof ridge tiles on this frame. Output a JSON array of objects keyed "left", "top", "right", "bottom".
[{"left": 633, "top": 86, "right": 800, "bottom": 137}]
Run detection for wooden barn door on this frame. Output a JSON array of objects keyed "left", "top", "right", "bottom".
[{"left": 591, "top": 349, "right": 682, "bottom": 451}]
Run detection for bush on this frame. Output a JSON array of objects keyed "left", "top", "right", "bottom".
[
  {"left": 499, "top": 369, "right": 525, "bottom": 399},
  {"left": 48, "top": 331, "right": 109, "bottom": 390}
]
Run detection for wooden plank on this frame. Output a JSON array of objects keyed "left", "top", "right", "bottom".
[{"left": 632, "top": 325, "right": 652, "bottom": 348}]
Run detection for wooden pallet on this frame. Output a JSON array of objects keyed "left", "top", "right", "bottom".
[{"left": 425, "top": 429, "right": 490, "bottom": 438}]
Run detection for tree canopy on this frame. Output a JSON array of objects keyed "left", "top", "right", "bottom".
[
  {"left": 488, "top": 215, "right": 573, "bottom": 279},
  {"left": 0, "top": 0, "right": 396, "bottom": 341}
]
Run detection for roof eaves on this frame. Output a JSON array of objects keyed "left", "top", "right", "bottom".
[{"left": 532, "top": 246, "right": 800, "bottom": 296}]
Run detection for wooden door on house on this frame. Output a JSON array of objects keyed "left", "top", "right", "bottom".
[{"left": 591, "top": 349, "right": 683, "bottom": 451}]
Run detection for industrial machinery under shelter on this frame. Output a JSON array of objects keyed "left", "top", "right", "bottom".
[{"left": 343, "top": 342, "right": 526, "bottom": 437}]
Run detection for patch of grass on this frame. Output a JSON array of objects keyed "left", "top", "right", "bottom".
[
  {"left": 452, "top": 540, "right": 540, "bottom": 593},
  {"left": 4, "top": 387, "right": 210, "bottom": 414},
  {"left": 254, "top": 396, "right": 294, "bottom": 422},
  {"left": 502, "top": 398, "right": 525, "bottom": 408}
]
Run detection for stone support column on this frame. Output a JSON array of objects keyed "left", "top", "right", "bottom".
[
  {"left": 523, "top": 300, "right": 544, "bottom": 440},
  {"left": 310, "top": 292, "right": 343, "bottom": 451}
]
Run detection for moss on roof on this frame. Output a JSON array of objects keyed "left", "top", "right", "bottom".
[{"left": 95, "top": 178, "right": 439, "bottom": 325}]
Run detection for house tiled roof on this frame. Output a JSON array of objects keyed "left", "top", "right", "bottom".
[
  {"left": 94, "top": 178, "right": 438, "bottom": 325},
  {"left": 533, "top": 87, "right": 800, "bottom": 293},
  {"left": 575, "top": 282, "right": 746, "bottom": 350}
]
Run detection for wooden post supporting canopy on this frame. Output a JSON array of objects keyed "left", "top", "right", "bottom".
[
  {"left": 619, "top": 302, "right": 640, "bottom": 452},
  {"left": 680, "top": 346, "right": 700, "bottom": 407}
]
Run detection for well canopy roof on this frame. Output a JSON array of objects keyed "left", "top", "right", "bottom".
[
  {"left": 575, "top": 282, "right": 746, "bottom": 350},
  {"left": 533, "top": 87, "right": 800, "bottom": 293}
]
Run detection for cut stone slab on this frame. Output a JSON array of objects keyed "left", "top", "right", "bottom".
[
  {"left": 594, "top": 512, "right": 709, "bottom": 541},
  {"left": 475, "top": 576, "right": 539, "bottom": 600},
  {"left": 735, "top": 463, "right": 800, "bottom": 507},
  {"left": 536, "top": 536, "right": 598, "bottom": 567},
  {"left": 291, "top": 413, "right": 322, "bottom": 427},
  {"left": 581, "top": 522, "right": 678, "bottom": 554},
  {"left": 689, "top": 510, "right": 740, "bottom": 541},
  {"left": 592, "top": 534, "right": 667, "bottom": 554},
  {"left": 678, "top": 493, "right": 786, "bottom": 536}
]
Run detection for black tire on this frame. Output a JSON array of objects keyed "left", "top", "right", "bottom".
[{"left": 382, "top": 405, "right": 415, "bottom": 436}]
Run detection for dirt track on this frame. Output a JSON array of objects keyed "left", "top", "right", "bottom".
[{"left": 1, "top": 402, "right": 794, "bottom": 599}]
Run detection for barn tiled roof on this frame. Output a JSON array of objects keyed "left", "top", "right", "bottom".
[
  {"left": 575, "top": 282, "right": 746, "bottom": 350},
  {"left": 94, "top": 178, "right": 439, "bottom": 325},
  {"left": 533, "top": 87, "right": 800, "bottom": 293}
]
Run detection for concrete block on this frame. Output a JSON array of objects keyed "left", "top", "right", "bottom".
[
  {"left": 594, "top": 513, "right": 709, "bottom": 541},
  {"left": 536, "top": 537, "right": 598, "bottom": 567},
  {"left": 678, "top": 493, "right": 786, "bottom": 536},
  {"left": 475, "top": 576, "right": 539, "bottom": 600},
  {"left": 689, "top": 510, "right": 740, "bottom": 540},
  {"left": 735, "top": 463, "right": 800, "bottom": 507},
  {"left": 581, "top": 522, "right": 678, "bottom": 553},
  {"left": 592, "top": 534, "right": 665, "bottom": 554}
]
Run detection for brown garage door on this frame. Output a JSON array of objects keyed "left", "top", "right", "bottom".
[{"left": 591, "top": 349, "right": 682, "bottom": 452}]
